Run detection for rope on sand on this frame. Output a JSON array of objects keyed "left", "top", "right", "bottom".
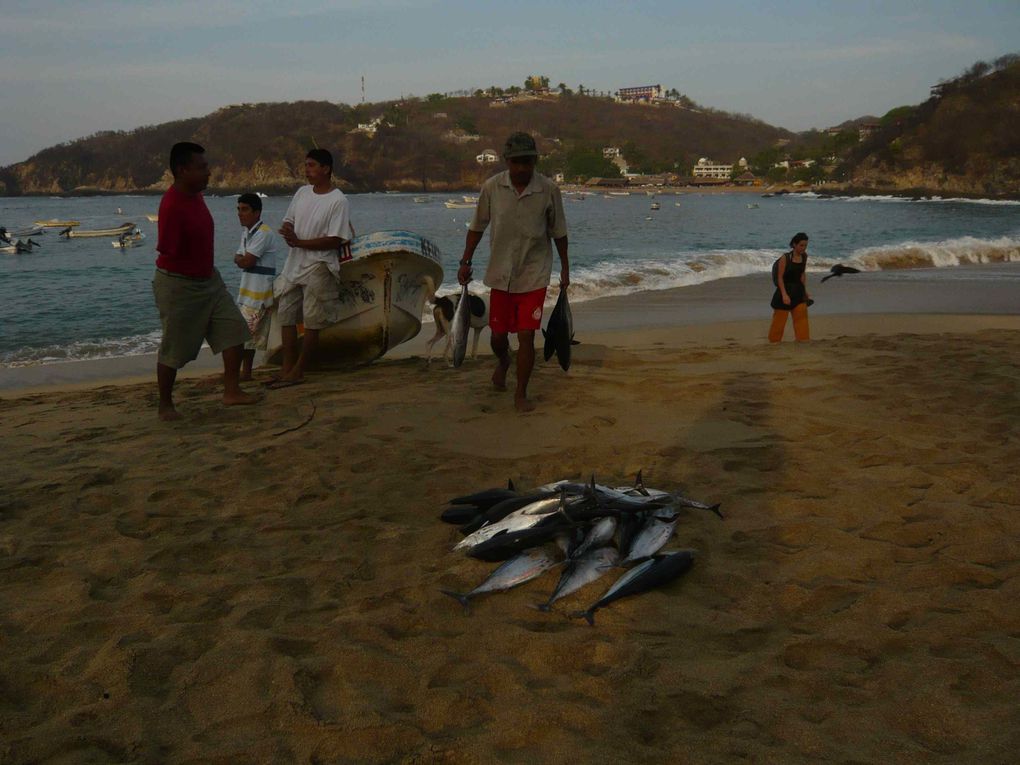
[{"left": 273, "top": 401, "right": 317, "bottom": 437}]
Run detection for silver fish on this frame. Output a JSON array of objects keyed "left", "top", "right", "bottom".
[
  {"left": 575, "top": 549, "right": 696, "bottom": 625},
  {"left": 536, "top": 547, "right": 619, "bottom": 611},
  {"left": 621, "top": 515, "right": 678, "bottom": 565},
  {"left": 442, "top": 547, "right": 560, "bottom": 609},
  {"left": 571, "top": 516, "right": 617, "bottom": 559},
  {"left": 450, "top": 283, "right": 471, "bottom": 368},
  {"left": 453, "top": 496, "right": 564, "bottom": 551}
]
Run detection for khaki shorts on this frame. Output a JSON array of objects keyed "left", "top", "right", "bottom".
[
  {"left": 152, "top": 268, "right": 249, "bottom": 369},
  {"left": 275, "top": 262, "right": 341, "bottom": 330},
  {"left": 239, "top": 304, "right": 273, "bottom": 351}
]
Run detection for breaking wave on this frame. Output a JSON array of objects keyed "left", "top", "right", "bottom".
[
  {"left": 1, "top": 330, "right": 163, "bottom": 367},
  {"left": 797, "top": 192, "right": 1020, "bottom": 206},
  {"left": 846, "top": 236, "right": 1020, "bottom": 271}
]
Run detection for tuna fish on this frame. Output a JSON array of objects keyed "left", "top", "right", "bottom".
[
  {"left": 441, "top": 547, "right": 560, "bottom": 610},
  {"left": 571, "top": 516, "right": 617, "bottom": 559},
  {"left": 536, "top": 547, "right": 619, "bottom": 611},
  {"left": 620, "top": 514, "right": 679, "bottom": 565},
  {"left": 450, "top": 283, "right": 472, "bottom": 368},
  {"left": 574, "top": 550, "right": 696, "bottom": 625},
  {"left": 466, "top": 520, "right": 574, "bottom": 562},
  {"left": 542, "top": 287, "right": 576, "bottom": 371}
]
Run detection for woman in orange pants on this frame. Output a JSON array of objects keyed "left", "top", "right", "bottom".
[{"left": 769, "top": 232, "right": 812, "bottom": 342}]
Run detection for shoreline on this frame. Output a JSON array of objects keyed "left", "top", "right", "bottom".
[{"left": 3, "top": 263, "right": 1018, "bottom": 395}]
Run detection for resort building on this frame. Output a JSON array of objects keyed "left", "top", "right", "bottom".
[
  {"left": 617, "top": 85, "right": 663, "bottom": 103},
  {"left": 692, "top": 158, "right": 733, "bottom": 179},
  {"left": 858, "top": 123, "right": 881, "bottom": 141},
  {"left": 602, "top": 147, "right": 621, "bottom": 158},
  {"left": 476, "top": 149, "right": 499, "bottom": 164}
]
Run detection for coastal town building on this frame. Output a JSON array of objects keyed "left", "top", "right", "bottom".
[
  {"left": 602, "top": 147, "right": 621, "bottom": 158},
  {"left": 586, "top": 177, "right": 629, "bottom": 188},
  {"left": 616, "top": 85, "right": 663, "bottom": 103},
  {"left": 858, "top": 123, "right": 881, "bottom": 141},
  {"left": 354, "top": 117, "right": 385, "bottom": 136},
  {"left": 692, "top": 158, "right": 733, "bottom": 179},
  {"left": 476, "top": 149, "right": 499, "bottom": 164}
]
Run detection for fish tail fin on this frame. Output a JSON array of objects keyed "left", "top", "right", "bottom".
[
  {"left": 707, "top": 503, "right": 724, "bottom": 519},
  {"left": 440, "top": 589, "right": 472, "bottom": 611},
  {"left": 507, "top": 478, "right": 515, "bottom": 491},
  {"left": 530, "top": 602, "right": 553, "bottom": 612},
  {"left": 571, "top": 609, "right": 596, "bottom": 626}
]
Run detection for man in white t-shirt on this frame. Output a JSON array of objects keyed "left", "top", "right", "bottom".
[
  {"left": 270, "top": 148, "right": 353, "bottom": 388},
  {"left": 232, "top": 192, "right": 281, "bottom": 380}
]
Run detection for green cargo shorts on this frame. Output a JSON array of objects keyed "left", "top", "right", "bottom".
[{"left": 152, "top": 268, "right": 250, "bottom": 369}]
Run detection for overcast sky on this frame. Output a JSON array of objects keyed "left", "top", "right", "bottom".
[{"left": 1, "top": 0, "right": 1018, "bottom": 166}]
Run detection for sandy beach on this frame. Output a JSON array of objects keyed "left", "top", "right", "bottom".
[{"left": 2, "top": 268, "right": 1019, "bottom": 764}]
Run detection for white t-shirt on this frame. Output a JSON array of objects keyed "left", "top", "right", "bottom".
[{"left": 278, "top": 185, "right": 353, "bottom": 284}]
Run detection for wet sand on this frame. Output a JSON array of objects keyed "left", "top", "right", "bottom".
[{"left": 1, "top": 269, "right": 1019, "bottom": 763}]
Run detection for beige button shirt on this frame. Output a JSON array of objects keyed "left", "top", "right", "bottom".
[{"left": 469, "top": 171, "right": 568, "bottom": 293}]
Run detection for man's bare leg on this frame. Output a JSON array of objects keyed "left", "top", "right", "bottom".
[
  {"left": 490, "top": 332, "right": 510, "bottom": 390},
  {"left": 240, "top": 349, "right": 256, "bottom": 381},
  {"left": 157, "top": 362, "right": 182, "bottom": 421},
  {"left": 280, "top": 327, "right": 318, "bottom": 383},
  {"left": 514, "top": 330, "right": 536, "bottom": 412},
  {"left": 222, "top": 345, "right": 260, "bottom": 405},
  {"left": 280, "top": 325, "right": 300, "bottom": 379}
]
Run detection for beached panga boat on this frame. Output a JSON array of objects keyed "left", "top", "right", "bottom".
[
  {"left": 265, "top": 229, "right": 444, "bottom": 366},
  {"left": 60, "top": 222, "right": 136, "bottom": 238},
  {"left": 35, "top": 219, "right": 79, "bottom": 227}
]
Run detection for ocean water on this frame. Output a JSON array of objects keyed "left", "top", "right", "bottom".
[{"left": 1, "top": 191, "right": 1019, "bottom": 366}]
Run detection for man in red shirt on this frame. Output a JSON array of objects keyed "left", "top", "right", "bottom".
[{"left": 152, "top": 142, "right": 258, "bottom": 420}]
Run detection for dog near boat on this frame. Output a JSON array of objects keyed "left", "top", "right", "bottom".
[{"left": 425, "top": 291, "right": 489, "bottom": 365}]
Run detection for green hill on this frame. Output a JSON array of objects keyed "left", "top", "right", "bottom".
[
  {"left": 0, "top": 93, "right": 792, "bottom": 195},
  {"left": 838, "top": 54, "right": 1020, "bottom": 196}
]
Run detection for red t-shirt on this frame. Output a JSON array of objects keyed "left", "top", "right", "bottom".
[{"left": 156, "top": 185, "right": 214, "bottom": 278}]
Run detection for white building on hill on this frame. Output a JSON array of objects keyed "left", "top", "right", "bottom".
[{"left": 692, "top": 158, "right": 733, "bottom": 179}]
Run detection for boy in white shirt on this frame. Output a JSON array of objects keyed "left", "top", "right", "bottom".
[
  {"left": 232, "top": 192, "right": 281, "bottom": 380},
  {"left": 270, "top": 149, "right": 353, "bottom": 388}
]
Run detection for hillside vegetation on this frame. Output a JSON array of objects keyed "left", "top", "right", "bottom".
[
  {"left": 839, "top": 54, "right": 1020, "bottom": 195},
  {"left": 0, "top": 93, "right": 791, "bottom": 195}
]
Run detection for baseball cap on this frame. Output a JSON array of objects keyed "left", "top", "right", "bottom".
[{"left": 503, "top": 132, "right": 539, "bottom": 159}]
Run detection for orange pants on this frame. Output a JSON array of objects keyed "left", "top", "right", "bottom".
[{"left": 768, "top": 304, "right": 810, "bottom": 342}]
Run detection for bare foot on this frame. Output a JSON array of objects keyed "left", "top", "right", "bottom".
[
  {"left": 492, "top": 360, "right": 510, "bottom": 391},
  {"left": 223, "top": 390, "right": 261, "bottom": 406},
  {"left": 158, "top": 404, "right": 182, "bottom": 421},
  {"left": 514, "top": 396, "right": 535, "bottom": 413}
]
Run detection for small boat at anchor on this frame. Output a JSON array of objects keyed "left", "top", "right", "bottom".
[
  {"left": 146, "top": 214, "right": 159, "bottom": 222},
  {"left": 60, "top": 222, "right": 136, "bottom": 238},
  {"left": 34, "top": 219, "right": 79, "bottom": 228},
  {"left": 444, "top": 200, "right": 474, "bottom": 209},
  {"left": 112, "top": 231, "right": 147, "bottom": 249},
  {"left": 650, "top": 202, "right": 660, "bottom": 210},
  {"left": 265, "top": 229, "right": 444, "bottom": 366}
]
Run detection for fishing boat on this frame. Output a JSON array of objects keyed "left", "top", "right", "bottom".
[
  {"left": 608, "top": 191, "right": 630, "bottom": 196},
  {"left": 112, "top": 231, "right": 147, "bottom": 249},
  {"left": 413, "top": 196, "right": 428, "bottom": 203},
  {"left": 34, "top": 219, "right": 79, "bottom": 228},
  {"left": 5, "top": 226, "right": 45, "bottom": 237},
  {"left": 146, "top": 214, "right": 159, "bottom": 222},
  {"left": 650, "top": 202, "right": 661, "bottom": 210},
  {"left": 265, "top": 230, "right": 444, "bottom": 366},
  {"left": 462, "top": 195, "right": 479, "bottom": 203},
  {"left": 60, "top": 222, "right": 136, "bottom": 238},
  {"left": 0, "top": 238, "right": 40, "bottom": 255},
  {"left": 444, "top": 200, "right": 474, "bottom": 209}
]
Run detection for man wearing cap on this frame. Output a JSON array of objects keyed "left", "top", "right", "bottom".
[{"left": 458, "top": 132, "right": 569, "bottom": 412}]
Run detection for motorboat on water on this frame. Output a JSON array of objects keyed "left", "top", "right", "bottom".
[
  {"left": 444, "top": 200, "right": 474, "bottom": 209},
  {"left": 60, "top": 222, "right": 136, "bottom": 238},
  {"left": 0, "top": 237, "right": 41, "bottom": 255},
  {"left": 462, "top": 195, "right": 479, "bottom": 203},
  {"left": 650, "top": 202, "right": 661, "bottom": 210},
  {"left": 146, "top": 214, "right": 159, "bottom": 222},
  {"left": 35, "top": 219, "right": 79, "bottom": 228},
  {"left": 264, "top": 229, "right": 444, "bottom": 366},
  {"left": 112, "top": 231, "right": 147, "bottom": 249},
  {"left": 3, "top": 226, "right": 45, "bottom": 238},
  {"left": 413, "top": 196, "right": 429, "bottom": 203}
]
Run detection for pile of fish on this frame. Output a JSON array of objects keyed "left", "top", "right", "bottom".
[{"left": 439, "top": 472, "right": 722, "bottom": 625}]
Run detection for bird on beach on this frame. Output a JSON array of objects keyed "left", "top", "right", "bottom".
[{"left": 820, "top": 264, "right": 862, "bottom": 283}]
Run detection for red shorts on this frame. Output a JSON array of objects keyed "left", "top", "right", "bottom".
[{"left": 489, "top": 287, "right": 547, "bottom": 334}]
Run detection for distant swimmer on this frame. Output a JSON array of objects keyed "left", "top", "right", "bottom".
[{"left": 820, "top": 264, "right": 862, "bottom": 283}]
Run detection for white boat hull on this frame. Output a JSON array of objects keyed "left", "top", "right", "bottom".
[{"left": 265, "top": 230, "right": 444, "bottom": 366}]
